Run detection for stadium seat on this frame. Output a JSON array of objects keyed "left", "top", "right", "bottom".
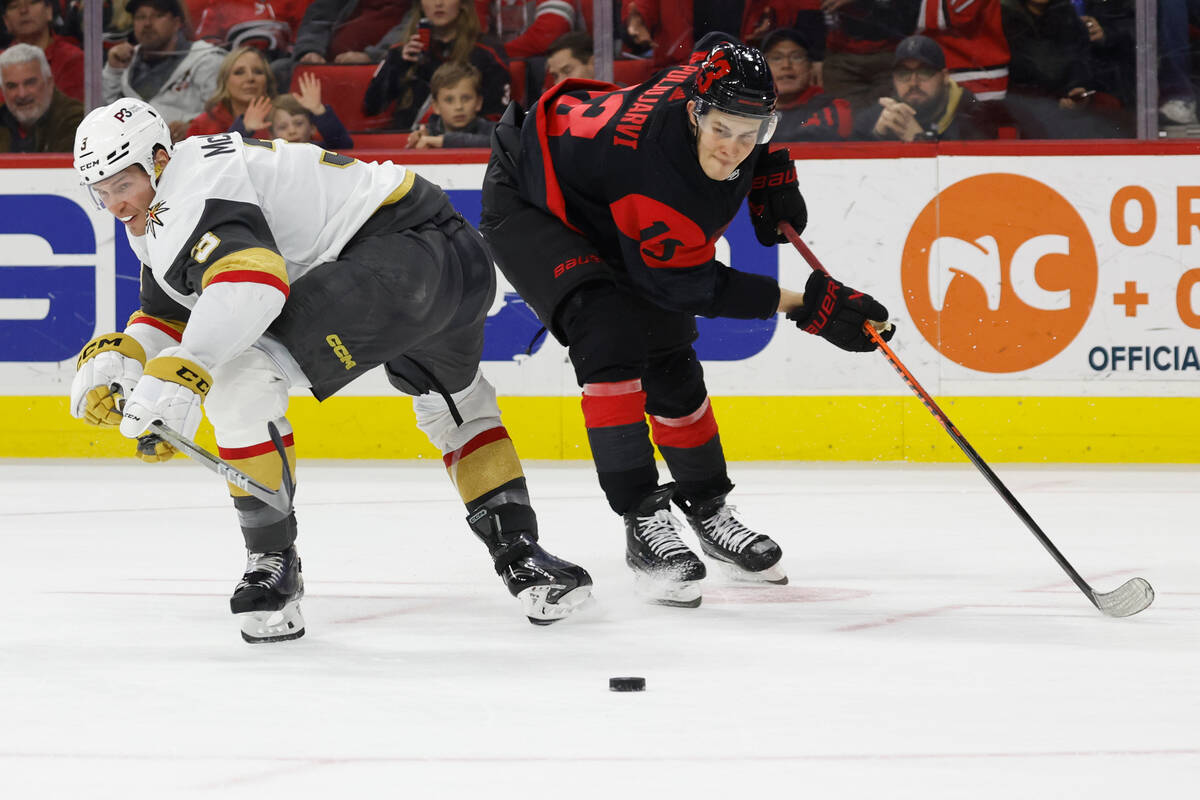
[
  {"left": 349, "top": 133, "right": 411, "bottom": 149},
  {"left": 291, "top": 65, "right": 393, "bottom": 132}
]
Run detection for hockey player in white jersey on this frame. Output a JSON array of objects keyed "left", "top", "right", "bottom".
[{"left": 69, "top": 98, "right": 592, "bottom": 642}]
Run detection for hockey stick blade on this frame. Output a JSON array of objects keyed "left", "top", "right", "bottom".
[
  {"left": 1092, "top": 577, "right": 1155, "bottom": 618},
  {"left": 779, "top": 223, "right": 1154, "bottom": 618},
  {"left": 148, "top": 421, "right": 294, "bottom": 516}
]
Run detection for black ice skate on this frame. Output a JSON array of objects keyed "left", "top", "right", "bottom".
[
  {"left": 624, "top": 486, "right": 707, "bottom": 608},
  {"left": 468, "top": 504, "right": 593, "bottom": 625},
  {"left": 678, "top": 493, "right": 787, "bottom": 585},
  {"left": 230, "top": 546, "right": 305, "bottom": 643}
]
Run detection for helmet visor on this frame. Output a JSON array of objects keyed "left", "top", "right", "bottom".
[
  {"left": 693, "top": 101, "right": 780, "bottom": 146},
  {"left": 82, "top": 166, "right": 146, "bottom": 212}
]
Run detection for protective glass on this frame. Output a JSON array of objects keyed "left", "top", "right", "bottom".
[{"left": 693, "top": 101, "right": 780, "bottom": 146}]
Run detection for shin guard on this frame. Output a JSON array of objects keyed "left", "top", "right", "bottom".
[
  {"left": 581, "top": 379, "right": 658, "bottom": 513},
  {"left": 649, "top": 398, "right": 733, "bottom": 504},
  {"left": 219, "top": 423, "right": 298, "bottom": 553}
]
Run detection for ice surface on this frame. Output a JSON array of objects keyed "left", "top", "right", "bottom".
[{"left": 1, "top": 460, "right": 1196, "bottom": 799}]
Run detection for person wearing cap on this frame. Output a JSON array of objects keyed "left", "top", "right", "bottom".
[
  {"left": 102, "top": 0, "right": 225, "bottom": 142},
  {"left": 761, "top": 27, "right": 852, "bottom": 142},
  {"left": 853, "top": 34, "right": 996, "bottom": 142},
  {"left": 1, "top": 0, "right": 84, "bottom": 100},
  {"left": 0, "top": 41, "right": 82, "bottom": 151}
]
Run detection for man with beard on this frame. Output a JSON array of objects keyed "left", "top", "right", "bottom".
[
  {"left": 0, "top": 43, "right": 82, "bottom": 151},
  {"left": 1, "top": 0, "right": 84, "bottom": 100},
  {"left": 853, "top": 34, "right": 996, "bottom": 142},
  {"left": 102, "top": 0, "right": 224, "bottom": 141}
]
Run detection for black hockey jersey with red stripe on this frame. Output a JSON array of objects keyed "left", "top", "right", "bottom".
[{"left": 516, "top": 68, "right": 782, "bottom": 320}]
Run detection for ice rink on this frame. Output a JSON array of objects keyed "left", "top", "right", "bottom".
[{"left": 1, "top": 458, "right": 1196, "bottom": 799}]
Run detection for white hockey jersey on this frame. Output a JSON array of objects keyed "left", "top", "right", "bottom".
[
  {"left": 123, "top": 133, "right": 419, "bottom": 381},
  {"left": 128, "top": 132, "right": 412, "bottom": 305}
]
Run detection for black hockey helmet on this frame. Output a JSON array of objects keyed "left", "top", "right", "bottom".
[{"left": 689, "top": 42, "right": 779, "bottom": 144}]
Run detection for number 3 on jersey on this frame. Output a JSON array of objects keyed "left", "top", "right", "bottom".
[{"left": 548, "top": 92, "right": 625, "bottom": 140}]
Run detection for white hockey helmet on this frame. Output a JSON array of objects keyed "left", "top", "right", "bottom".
[{"left": 74, "top": 99, "right": 172, "bottom": 206}]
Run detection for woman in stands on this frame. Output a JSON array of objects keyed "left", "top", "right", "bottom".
[
  {"left": 363, "top": 0, "right": 510, "bottom": 131},
  {"left": 186, "top": 45, "right": 277, "bottom": 138}
]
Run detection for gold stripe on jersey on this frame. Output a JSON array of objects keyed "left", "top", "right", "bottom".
[
  {"left": 446, "top": 438, "right": 525, "bottom": 504},
  {"left": 126, "top": 311, "right": 187, "bottom": 337},
  {"left": 378, "top": 170, "right": 417, "bottom": 208},
  {"left": 199, "top": 248, "right": 289, "bottom": 292}
]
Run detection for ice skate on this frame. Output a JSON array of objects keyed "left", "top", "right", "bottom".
[
  {"left": 469, "top": 504, "right": 593, "bottom": 625},
  {"left": 230, "top": 546, "right": 305, "bottom": 643},
  {"left": 679, "top": 493, "right": 787, "bottom": 585},
  {"left": 624, "top": 486, "right": 707, "bottom": 608}
]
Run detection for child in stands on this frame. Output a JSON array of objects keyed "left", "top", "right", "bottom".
[
  {"left": 265, "top": 71, "right": 354, "bottom": 149},
  {"left": 407, "top": 62, "right": 495, "bottom": 149}
]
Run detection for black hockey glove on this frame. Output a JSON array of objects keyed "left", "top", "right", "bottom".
[
  {"left": 787, "top": 270, "right": 895, "bottom": 352},
  {"left": 747, "top": 148, "right": 807, "bottom": 246}
]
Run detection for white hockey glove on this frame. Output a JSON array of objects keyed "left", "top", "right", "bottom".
[
  {"left": 70, "top": 333, "right": 147, "bottom": 426},
  {"left": 120, "top": 347, "right": 213, "bottom": 461}
]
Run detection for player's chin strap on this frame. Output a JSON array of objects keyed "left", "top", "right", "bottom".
[{"left": 142, "top": 421, "right": 295, "bottom": 516}]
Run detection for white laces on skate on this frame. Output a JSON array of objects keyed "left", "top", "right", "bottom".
[
  {"left": 637, "top": 510, "right": 694, "bottom": 559},
  {"left": 242, "top": 551, "right": 286, "bottom": 584},
  {"left": 701, "top": 505, "right": 760, "bottom": 553}
]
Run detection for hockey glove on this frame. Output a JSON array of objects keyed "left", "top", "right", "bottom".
[
  {"left": 119, "top": 347, "right": 212, "bottom": 461},
  {"left": 788, "top": 270, "right": 895, "bottom": 353},
  {"left": 747, "top": 148, "right": 807, "bottom": 246},
  {"left": 70, "top": 333, "right": 146, "bottom": 426}
]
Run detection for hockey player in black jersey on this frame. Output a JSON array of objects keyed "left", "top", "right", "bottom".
[
  {"left": 480, "top": 41, "right": 894, "bottom": 607},
  {"left": 69, "top": 98, "right": 592, "bottom": 641}
]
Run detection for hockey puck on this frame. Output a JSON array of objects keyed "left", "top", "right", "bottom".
[{"left": 609, "top": 676, "right": 646, "bottom": 692}]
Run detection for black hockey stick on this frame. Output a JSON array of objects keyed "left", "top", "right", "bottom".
[{"left": 779, "top": 222, "right": 1154, "bottom": 618}]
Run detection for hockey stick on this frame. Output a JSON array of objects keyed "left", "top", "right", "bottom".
[
  {"left": 778, "top": 222, "right": 1154, "bottom": 618},
  {"left": 142, "top": 421, "right": 295, "bottom": 516}
]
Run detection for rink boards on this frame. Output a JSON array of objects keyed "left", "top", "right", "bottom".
[{"left": 2, "top": 144, "right": 1199, "bottom": 462}]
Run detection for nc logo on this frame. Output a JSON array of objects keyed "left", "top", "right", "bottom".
[{"left": 902, "top": 174, "right": 1098, "bottom": 373}]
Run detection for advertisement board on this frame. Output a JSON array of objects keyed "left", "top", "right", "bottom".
[{"left": 2, "top": 150, "right": 1197, "bottom": 460}]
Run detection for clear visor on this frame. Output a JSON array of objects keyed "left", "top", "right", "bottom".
[
  {"left": 82, "top": 167, "right": 144, "bottom": 212},
  {"left": 693, "top": 101, "right": 779, "bottom": 145}
]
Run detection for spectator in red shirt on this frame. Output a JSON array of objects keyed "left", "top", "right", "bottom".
[
  {"left": 1, "top": 0, "right": 84, "bottom": 100},
  {"left": 186, "top": 46, "right": 278, "bottom": 138},
  {"left": 620, "top": 0, "right": 693, "bottom": 66},
  {"left": 484, "top": 1, "right": 575, "bottom": 59}
]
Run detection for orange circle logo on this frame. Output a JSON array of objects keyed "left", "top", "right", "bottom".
[{"left": 901, "top": 174, "right": 1097, "bottom": 373}]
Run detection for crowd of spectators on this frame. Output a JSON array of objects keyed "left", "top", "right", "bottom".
[{"left": 0, "top": 0, "right": 1195, "bottom": 152}]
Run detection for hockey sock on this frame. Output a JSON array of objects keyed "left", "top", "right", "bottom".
[
  {"left": 649, "top": 397, "right": 733, "bottom": 506},
  {"left": 219, "top": 432, "right": 298, "bottom": 552},
  {"left": 443, "top": 426, "right": 526, "bottom": 506},
  {"left": 582, "top": 379, "right": 659, "bottom": 514}
]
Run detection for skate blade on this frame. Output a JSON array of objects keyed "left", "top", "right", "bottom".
[
  {"left": 519, "top": 584, "right": 594, "bottom": 625},
  {"left": 239, "top": 601, "right": 306, "bottom": 644},
  {"left": 632, "top": 572, "right": 703, "bottom": 608},
  {"left": 712, "top": 559, "right": 789, "bottom": 585}
]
